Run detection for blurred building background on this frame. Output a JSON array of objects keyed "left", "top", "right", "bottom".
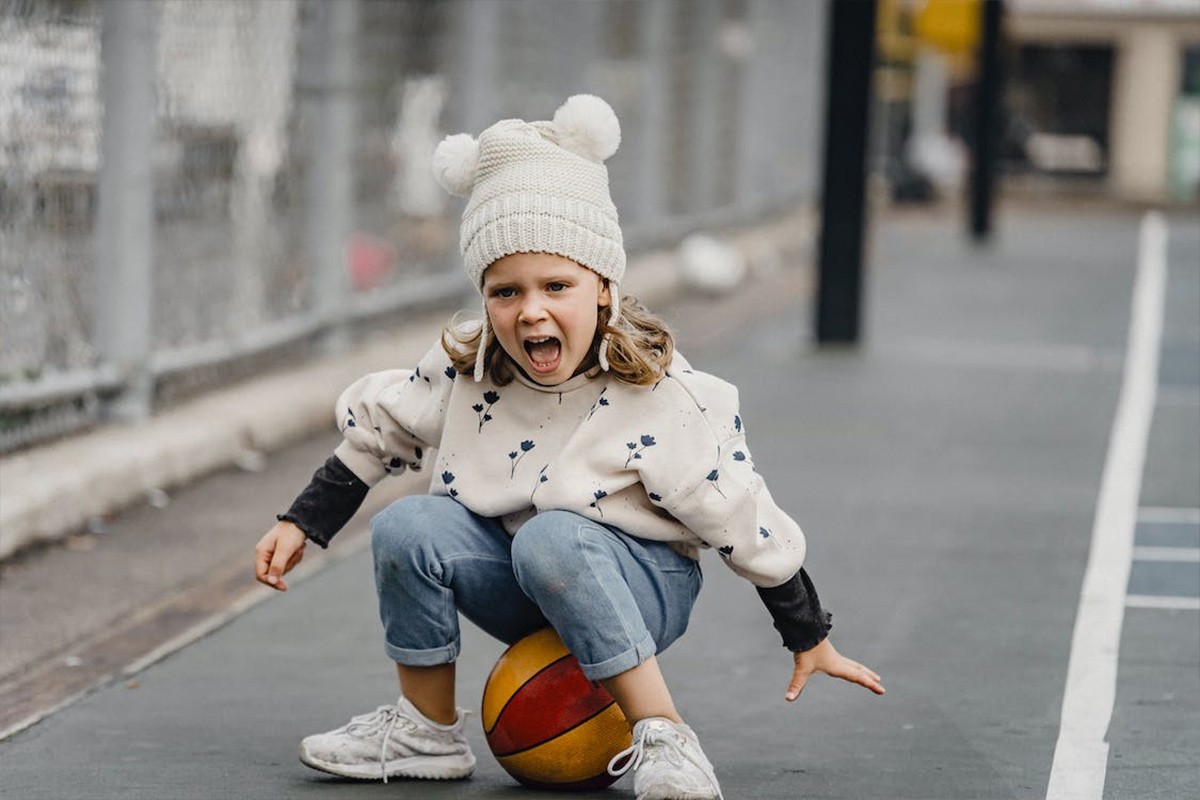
[
  {"left": 874, "top": 0, "right": 1200, "bottom": 204},
  {"left": 0, "top": 0, "right": 1197, "bottom": 455}
]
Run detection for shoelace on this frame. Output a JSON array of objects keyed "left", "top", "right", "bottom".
[
  {"left": 341, "top": 704, "right": 417, "bottom": 784},
  {"left": 607, "top": 721, "right": 687, "bottom": 779}
]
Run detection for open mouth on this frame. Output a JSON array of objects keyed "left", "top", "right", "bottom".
[{"left": 523, "top": 336, "right": 562, "bottom": 374}]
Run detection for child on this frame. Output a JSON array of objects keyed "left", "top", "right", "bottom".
[{"left": 255, "top": 95, "right": 883, "bottom": 799}]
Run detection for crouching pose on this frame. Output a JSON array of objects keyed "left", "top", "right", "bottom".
[{"left": 255, "top": 95, "right": 883, "bottom": 800}]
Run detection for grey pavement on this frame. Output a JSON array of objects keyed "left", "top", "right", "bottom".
[{"left": 1, "top": 205, "right": 1197, "bottom": 800}]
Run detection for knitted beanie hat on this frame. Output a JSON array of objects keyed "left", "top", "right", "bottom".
[{"left": 431, "top": 94, "right": 626, "bottom": 380}]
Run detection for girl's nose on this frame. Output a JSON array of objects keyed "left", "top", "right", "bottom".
[{"left": 518, "top": 297, "right": 547, "bottom": 323}]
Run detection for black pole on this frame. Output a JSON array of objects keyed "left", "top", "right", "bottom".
[
  {"left": 969, "top": 0, "right": 1003, "bottom": 242},
  {"left": 816, "top": 0, "right": 877, "bottom": 345}
]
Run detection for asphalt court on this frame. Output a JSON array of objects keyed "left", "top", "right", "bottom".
[
  {"left": 1103, "top": 215, "right": 1199, "bottom": 800},
  {"left": 0, "top": 209, "right": 1197, "bottom": 800}
]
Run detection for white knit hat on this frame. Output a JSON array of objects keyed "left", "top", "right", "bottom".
[{"left": 432, "top": 94, "right": 626, "bottom": 380}]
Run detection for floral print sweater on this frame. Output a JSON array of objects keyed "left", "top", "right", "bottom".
[
  {"left": 281, "top": 336, "right": 832, "bottom": 650},
  {"left": 335, "top": 337, "right": 809, "bottom": 589}
]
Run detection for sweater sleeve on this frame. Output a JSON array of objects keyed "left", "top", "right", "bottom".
[
  {"left": 277, "top": 455, "right": 369, "bottom": 548},
  {"left": 642, "top": 369, "right": 808, "bottom": 588},
  {"left": 332, "top": 341, "right": 456, "bottom": 486},
  {"left": 756, "top": 567, "right": 833, "bottom": 651}
]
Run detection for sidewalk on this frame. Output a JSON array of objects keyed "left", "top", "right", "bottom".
[{"left": 1, "top": 204, "right": 1196, "bottom": 800}]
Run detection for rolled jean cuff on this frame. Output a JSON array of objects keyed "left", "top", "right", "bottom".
[
  {"left": 576, "top": 631, "right": 657, "bottom": 682},
  {"left": 384, "top": 638, "right": 460, "bottom": 667}
]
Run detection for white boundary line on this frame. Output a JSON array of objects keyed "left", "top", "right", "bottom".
[
  {"left": 1125, "top": 594, "right": 1200, "bottom": 611},
  {"left": 1045, "top": 212, "right": 1168, "bottom": 800},
  {"left": 1137, "top": 507, "right": 1200, "bottom": 525},
  {"left": 1131, "top": 546, "right": 1200, "bottom": 563}
]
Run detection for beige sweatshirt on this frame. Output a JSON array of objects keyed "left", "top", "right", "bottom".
[{"left": 333, "top": 337, "right": 807, "bottom": 589}]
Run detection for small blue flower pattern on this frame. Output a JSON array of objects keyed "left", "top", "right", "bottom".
[
  {"left": 585, "top": 388, "right": 610, "bottom": 420},
  {"left": 441, "top": 470, "right": 458, "bottom": 498},
  {"left": 444, "top": 366, "right": 457, "bottom": 381},
  {"left": 531, "top": 465, "right": 549, "bottom": 502},
  {"left": 706, "top": 468, "right": 726, "bottom": 498},
  {"left": 589, "top": 489, "right": 608, "bottom": 517},
  {"left": 473, "top": 390, "right": 500, "bottom": 432},
  {"left": 624, "top": 434, "right": 657, "bottom": 468},
  {"left": 509, "top": 439, "right": 536, "bottom": 478}
]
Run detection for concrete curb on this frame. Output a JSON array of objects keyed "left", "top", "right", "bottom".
[{"left": 0, "top": 207, "right": 813, "bottom": 561}]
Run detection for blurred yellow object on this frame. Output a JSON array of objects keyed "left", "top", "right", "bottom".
[
  {"left": 914, "top": 0, "right": 981, "bottom": 54},
  {"left": 877, "top": 0, "right": 916, "bottom": 63}
]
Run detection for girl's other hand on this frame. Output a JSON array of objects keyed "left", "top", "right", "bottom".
[
  {"left": 786, "top": 638, "right": 884, "bottom": 701},
  {"left": 254, "top": 521, "right": 308, "bottom": 592}
]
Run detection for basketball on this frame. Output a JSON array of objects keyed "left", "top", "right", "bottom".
[{"left": 482, "top": 627, "right": 632, "bottom": 790}]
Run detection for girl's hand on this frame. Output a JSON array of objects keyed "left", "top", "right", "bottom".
[
  {"left": 254, "top": 521, "right": 308, "bottom": 592},
  {"left": 786, "top": 638, "right": 885, "bottom": 701}
]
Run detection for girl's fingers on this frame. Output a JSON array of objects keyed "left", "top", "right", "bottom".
[
  {"left": 845, "top": 661, "right": 885, "bottom": 694},
  {"left": 825, "top": 657, "right": 885, "bottom": 695},
  {"left": 254, "top": 540, "right": 274, "bottom": 584},
  {"left": 785, "top": 665, "right": 811, "bottom": 701},
  {"left": 266, "top": 543, "right": 295, "bottom": 591}
]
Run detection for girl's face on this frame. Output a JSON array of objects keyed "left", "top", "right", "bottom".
[{"left": 483, "top": 252, "right": 611, "bottom": 386}]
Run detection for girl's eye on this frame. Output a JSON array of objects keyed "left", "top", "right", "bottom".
[
  {"left": 547, "top": 282, "right": 567, "bottom": 292},
  {"left": 491, "top": 287, "right": 517, "bottom": 299}
]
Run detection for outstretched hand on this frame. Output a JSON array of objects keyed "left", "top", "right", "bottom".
[
  {"left": 254, "top": 520, "right": 308, "bottom": 592},
  {"left": 786, "top": 638, "right": 884, "bottom": 701}
]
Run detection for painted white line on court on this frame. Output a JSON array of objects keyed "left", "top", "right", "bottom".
[
  {"left": 1125, "top": 594, "right": 1200, "bottom": 611},
  {"left": 1046, "top": 212, "right": 1168, "bottom": 800},
  {"left": 1138, "top": 507, "right": 1200, "bottom": 525},
  {"left": 1131, "top": 546, "right": 1200, "bottom": 563}
]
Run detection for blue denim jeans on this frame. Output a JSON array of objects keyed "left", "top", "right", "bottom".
[{"left": 370, "top": 494, "right": 703, "bottom": 681}]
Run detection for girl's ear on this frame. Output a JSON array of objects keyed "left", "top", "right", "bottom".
[{"left": 598, "top": 278, "right": 612, "bottom": 309}]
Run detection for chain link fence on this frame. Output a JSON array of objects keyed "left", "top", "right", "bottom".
[{"left": 0, "top": 0, "right": 828, "bottom": 453}]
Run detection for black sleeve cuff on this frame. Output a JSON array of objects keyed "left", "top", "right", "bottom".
[
  {"left": 756, "top": 567, "right": 834, "bottom": 652},
  {"left": 277, "top": 456, "right": 370, "bottom": 548}
]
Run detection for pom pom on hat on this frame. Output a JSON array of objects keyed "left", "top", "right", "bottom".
[
  {"left": 431, "top": 133, "right": 480, "bottom": 196},
  {"left": 552, "top": 94, "right": 621, "bottom": 163}
]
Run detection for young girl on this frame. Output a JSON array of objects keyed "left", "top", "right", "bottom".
[{"left": 255, "top": 95, "right": 883, "bottom": 799}]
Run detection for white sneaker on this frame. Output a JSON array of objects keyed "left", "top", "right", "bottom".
[
  {"left": 607, "top": 717, "right": 723, "bottom": 799},
  {"left": 298, "top": 696, "right": 476, "bottom": 782}
]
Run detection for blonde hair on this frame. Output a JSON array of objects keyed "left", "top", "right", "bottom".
[{"left": 441, "top": 293, "right": 675, "bottom": 387}]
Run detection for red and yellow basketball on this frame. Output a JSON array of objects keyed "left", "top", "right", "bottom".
[{"left": 482, "top": 627, "right": 631, "bottom": 791}]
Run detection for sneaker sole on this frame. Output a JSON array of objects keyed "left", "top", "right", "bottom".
[
  {"left": 637, "top": 782, "right": 722, "bottom": 800},
  {"left": 298, "top": 748, "right": 476, "bottom": 781}
]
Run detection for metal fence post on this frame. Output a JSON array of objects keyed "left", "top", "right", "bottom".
[
  {"left": 630, "top": 0, "right": 671, "bottom": 229},
  {"left": 690, "top": 0, "right": 721, "bottom": 214},
  {"left": 306, "top": 0, "right": 359, "bottom": 352},
  {"left": 95, "top": 0, "right": 157, "bottom": 421},
  {"left": 451, "top": 0, "right": 500, "bottom": 136}
]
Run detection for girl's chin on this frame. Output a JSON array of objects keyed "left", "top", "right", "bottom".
[
  {"left": 526, "top": 364, "right": 566, "bottom": 385},
  {"left": 517, "top": 355, "right": 590, "bottom": 386}
]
